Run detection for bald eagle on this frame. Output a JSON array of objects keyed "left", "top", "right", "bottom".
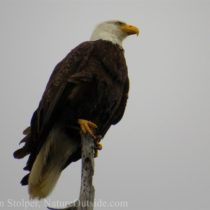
[{"left": 14, "top": 20, "right": 139, "bottom": 199}]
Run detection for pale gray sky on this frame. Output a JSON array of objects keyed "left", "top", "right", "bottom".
[{"left": 1, "top": 0, "right": 210, "bottom": 210}]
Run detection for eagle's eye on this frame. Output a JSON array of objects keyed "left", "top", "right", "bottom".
[{"left": 116, "top": 21, "right": 125, "bottom": 26}]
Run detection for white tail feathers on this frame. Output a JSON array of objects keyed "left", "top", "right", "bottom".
[{"left": 28, "top": 126, "right": 79, "bottom": 199}]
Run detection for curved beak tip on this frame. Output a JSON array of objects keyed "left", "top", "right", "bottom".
[{"left": 121, "top": 24, "right": 140, "bottom": 36}]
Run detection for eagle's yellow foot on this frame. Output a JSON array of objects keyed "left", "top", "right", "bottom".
[
  {"left": 78, "top": 119, "right": 98, "bottom": 139},
  {"left": 94, "top": 137, "right": 103, "bottom": 157},
  {"left": 96, "top": 142, "right": 103, "bottom": 150},
  {"left": 78, "top": 119, "right": 102, "bottom": 157}
]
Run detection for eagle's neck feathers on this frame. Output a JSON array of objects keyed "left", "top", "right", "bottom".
[
  {"left": 90, "top": 23, "right": 127, "bottom": 48},
  {"left": 90, "top": 32, "right": 123, "bottom": 48}
]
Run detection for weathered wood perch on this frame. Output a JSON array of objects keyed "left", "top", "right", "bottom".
[{"left": 48, "top": 133, "right": 95, "bottom": 210}]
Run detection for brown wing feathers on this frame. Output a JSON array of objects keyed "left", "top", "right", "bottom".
[{"left": 14, "top": 40, "right": 129, "bottom": 187}]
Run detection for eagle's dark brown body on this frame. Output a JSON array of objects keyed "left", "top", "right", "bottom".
[{"left": 14, "top": 40, "right": 129, "bottom": 188}]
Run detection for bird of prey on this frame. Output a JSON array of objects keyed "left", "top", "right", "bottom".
[{"left": 14, "top": 20, "right": 139, "bottom": 199}]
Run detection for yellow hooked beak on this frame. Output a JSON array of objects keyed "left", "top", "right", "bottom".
[{"left": 121, "top": 23, "right": 140, "bottom": 36}]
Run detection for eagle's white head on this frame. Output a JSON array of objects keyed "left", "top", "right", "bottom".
[{"left": 90, "top": 20, "right": 139, "bottom": 47}]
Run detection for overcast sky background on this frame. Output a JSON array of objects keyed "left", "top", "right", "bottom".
[{"left": 0, "top": 0, "right": 210, "bottom": 210}]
